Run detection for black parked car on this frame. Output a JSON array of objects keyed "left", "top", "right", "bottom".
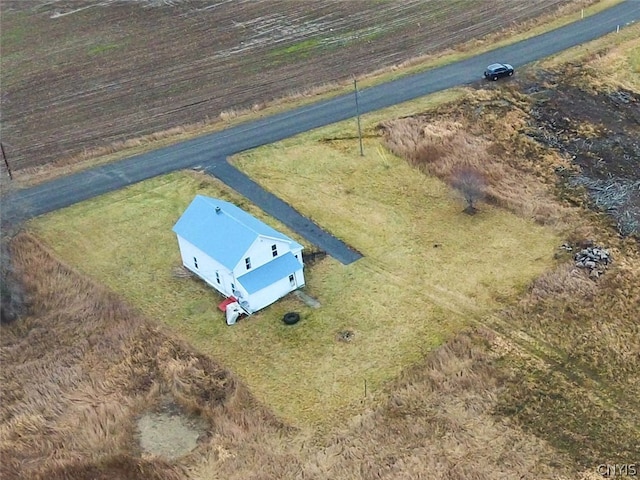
[{"left": 484, "top": 63, "right": 514, "bottom": 81}]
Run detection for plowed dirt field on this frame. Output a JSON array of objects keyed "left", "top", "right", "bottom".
[{"left": 1, "top": 0, "right": 578, "bottom": 170}]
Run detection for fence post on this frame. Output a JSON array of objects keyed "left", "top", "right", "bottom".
[{"left": 1, "top": 142, "right": 12, "bottom": 180}]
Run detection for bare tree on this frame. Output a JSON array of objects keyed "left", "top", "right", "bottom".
[{"left": 451, "top": 167, "right": 486, "bottom": 214}]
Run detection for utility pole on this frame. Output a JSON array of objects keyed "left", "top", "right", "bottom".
[
  {"left": 353, "top": 77, "right": 364, "bottom": 157},
  {"left": 1, "top": 142, "right": 12, "bottom": 180}
]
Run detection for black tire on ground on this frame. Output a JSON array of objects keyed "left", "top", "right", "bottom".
[{"left": 283, "top": 312, "right": 301, "bottom": 325}]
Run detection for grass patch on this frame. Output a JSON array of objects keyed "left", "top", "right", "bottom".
[
  {"left": 496, "top": 351, "right": 640, "bottom": 466},
  {"left": 0, "top": 12, "right": 33, "bottom": 81},
  {"left": 630, "top": 43, "right": 640, "bottom": 73},
  {"left": 0, "top": 13, "right": 28, "bottom": 46},
  {"left": 269, "top": 26, "right": 389, "bottom": 63},
  {"left": 32, "top": 133, "right": 559, "bottom": 430},
  {"left": 0, "top": 9, "right": 39, "bottom": 49},
  {"left": 327, "top": 24, "right": 388, "bottom": 48},
  {"left": 87, "top": 43, "right": 121, "bottom": 56},
  {"left": 269, "top": 38, "right": 322, "bottom": 59},
  {"left": 224, "top": 130, "right": 559, "bottom": 427},
  {"left": 539, "top": 23, "right": 640, "bottom": 92}
]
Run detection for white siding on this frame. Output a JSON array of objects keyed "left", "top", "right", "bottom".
[
  {"left": 241, "top": 267, "right": 304, "bottom": 313},
  {"left": 292, "top": 267, "right": 305, "bottom": 289},
  {"left": 291, "top": 247, "right": 304, "bottom": 267},
  {"left": 246, "top": 275, "right": 292, "bottom": 313},
  {"left": 176, "top": 236, "right": 234, "bottom": 297},
  {"left": 233, "top": 236, "right": 292, "bottom": 278},
  {"left": 177, "top": 233, "right": 305, "bottom": 314}
]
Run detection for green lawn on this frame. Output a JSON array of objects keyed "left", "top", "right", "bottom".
[{"left": 33, "top": 119, "right": 559, "bottom": 429}]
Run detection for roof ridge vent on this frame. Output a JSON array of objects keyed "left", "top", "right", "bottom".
[{"left": 215, "top": 206, "right": 221, "bottom": 214}]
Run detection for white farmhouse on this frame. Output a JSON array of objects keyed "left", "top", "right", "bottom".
[{"left": 172, "top": 195, "right": 305, "bottom": 315}]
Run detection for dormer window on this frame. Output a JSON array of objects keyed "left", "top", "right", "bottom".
[
  {"left": 245, "top": 257, "right": 251, "bottom": 270},
  {"left": 271, "top": 244, "right": 278, "bottom": 257}
]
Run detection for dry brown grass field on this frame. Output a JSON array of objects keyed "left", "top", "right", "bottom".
[
  {"left": 0, "top": 0, "right": 597, "bottom": 176},
  {"left": 2, "top": 7, "right": 640, "bottom": 480},
  {"left": 0, "top": 233, "right": 576, "bottom": 480},
  {"left": 5, "top": 232, "right": 636, "bottom": 479},
  {"left": 0, "top": 233, "right": 293, "bottom": 480}
]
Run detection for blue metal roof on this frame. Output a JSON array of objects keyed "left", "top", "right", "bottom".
[
  {"left": 237, "top": 252, "right": 302, "bottom": 294},
  {"left": 172, "top": 195, "right": 303, "bottom": 270}
]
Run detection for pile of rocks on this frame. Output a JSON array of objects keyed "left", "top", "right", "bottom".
[{"left": 574, "top": 246, "right": 611, "bottom": 277}]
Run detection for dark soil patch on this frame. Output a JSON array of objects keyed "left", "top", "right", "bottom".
[
  {"left": 1, "top": 0, "right": 575, "bottom": 170},
  {"left": 521, "top": 73, "right": 640, "bottom": 236},
  {"left": 337, "top": 330, "right": 355, "bottom": 343},
  {"left": 526, "top": 80, "right": 640, "bottom": 180}
]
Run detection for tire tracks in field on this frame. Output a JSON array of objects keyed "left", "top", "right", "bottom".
[{"left": 358, "top": 257, "right": 640, "bottom": 419}]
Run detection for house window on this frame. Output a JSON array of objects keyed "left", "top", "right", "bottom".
[
  {"left": 289, "top": 274, "right": 295, "bottom": 286},
  {"left": 231, "top": 283, "right": 235, "bottom": 292},
  {"left": 245, "top": 257, "right": 251, "bottom": 270},
  {"left": 193, "top": 257, "right": 199, "bottom": 269},
  {"left": 215, "top": 272, "right": 220, "bottom": 284},
  {"left": 271, "top": 244, "right": 278, "bottom": 257}
]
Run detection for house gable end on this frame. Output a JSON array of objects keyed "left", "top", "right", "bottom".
[
  {"left": 236, "top": 236, "right": 291, "bottom": 276},
  {"left": 172, "top": 196, "right": 261, "bottom": 270},
  {"left": 237, "top": 252, "right": 303, "bottom": 295}
]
